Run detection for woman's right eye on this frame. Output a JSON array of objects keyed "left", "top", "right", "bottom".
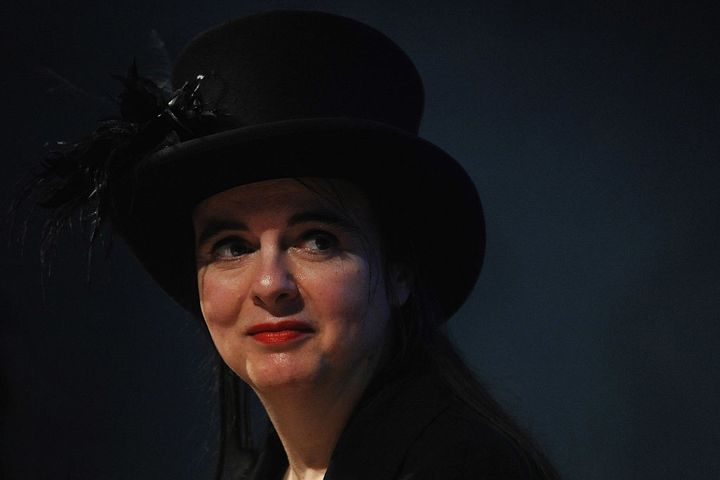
[{"left": 211, "top": 238, "right": 252, "bottom": 260}]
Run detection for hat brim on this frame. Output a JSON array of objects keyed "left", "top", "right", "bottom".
[{"left": 114, "top": 117, "right": 484, "bottom": 320}]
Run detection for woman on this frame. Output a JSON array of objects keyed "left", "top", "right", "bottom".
[{"left": 28, "top": 10, "right": 558, "bottom": 480}]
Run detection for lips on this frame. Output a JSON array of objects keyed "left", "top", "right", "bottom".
[{"left": 247, "top": 320, "right": 314, "bottom": 344}]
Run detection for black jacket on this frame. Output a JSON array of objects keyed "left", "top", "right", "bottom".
[{"left": 248, "top": 361, "right": 540, "bottom": 480}]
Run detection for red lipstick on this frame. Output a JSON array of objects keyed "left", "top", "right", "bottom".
[{"left": 247, "top": 320, "right": 314, "bottom": 345}]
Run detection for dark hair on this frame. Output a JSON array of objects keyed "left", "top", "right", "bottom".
[
  {"left": 389, "top": 277, "right": 560, "bottom": 480},
  {"left": 210, "top": 179, "right": 559, "bottom": 480},
  {"left": 380, "top": 192, "right": 559, "bottom": 480}
]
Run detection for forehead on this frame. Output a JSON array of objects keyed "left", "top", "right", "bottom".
[{"left": 192, "top": 177, "right": 376, "bottom": 227}]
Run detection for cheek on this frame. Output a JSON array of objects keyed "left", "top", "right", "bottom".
[
  {"left": 198, "top": 267, "right": 247, "bottom": 328},
  {"left": 309, "top": 259, "right": 389, "bottom": 347},
  {"left": 307, "top": 260, "right": 369, "bottom": 315}
]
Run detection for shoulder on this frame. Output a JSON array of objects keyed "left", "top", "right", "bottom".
[
  {"left": 398, "top": 400, "right": 540, "bottom": 480},
  {"left": 327, "top": 357, "right": 547, "bottom": 480}
]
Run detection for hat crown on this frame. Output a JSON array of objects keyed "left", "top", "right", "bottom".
[{"left": 172, "top": 11, "right": 425, "bottom": 133}]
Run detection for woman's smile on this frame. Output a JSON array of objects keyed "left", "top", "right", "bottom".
[{"left": 246, "top": 320, "right": 315, "bottom": 345}]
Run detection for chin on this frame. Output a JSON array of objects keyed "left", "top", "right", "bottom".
[{"left": 241, "top": 352, "right": 328, "bottom": 391}]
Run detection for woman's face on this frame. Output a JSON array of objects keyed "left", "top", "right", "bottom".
[{"left": 193, "top": 178, "right": 408, "bottom": 393}]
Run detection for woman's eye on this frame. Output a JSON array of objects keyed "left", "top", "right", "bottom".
[
  {"left": 300, "top": 231, "right": 339, "bottom": 253},
  {"left": 211, "top": 238, "right": 251, "bottom": 259}
]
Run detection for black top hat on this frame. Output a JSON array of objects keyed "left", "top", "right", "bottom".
[{"left": 48, "top": 10, "right": 485, "bottom": 320}]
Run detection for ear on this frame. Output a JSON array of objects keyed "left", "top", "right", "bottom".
[{"left": 388, "top": 263, "right": 412, "bottom": 307}]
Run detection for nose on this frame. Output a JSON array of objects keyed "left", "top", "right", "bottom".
[{"left": 250, "top": 247, "right": 301, "bottom": 315}]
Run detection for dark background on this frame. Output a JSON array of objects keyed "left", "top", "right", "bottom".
[{"left": 2, "top": 1, "right": 718, "bottom": 479}]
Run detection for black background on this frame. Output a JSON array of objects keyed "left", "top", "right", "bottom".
[{"left": 2, "top": 1, "right": 719, "bottom": 479}]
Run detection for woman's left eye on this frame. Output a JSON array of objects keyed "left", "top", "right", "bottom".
[
  {"left": 210, "top": 237, "right": 252, "bottom": 260},
  {"left": 299, "top": 230, "right": 339, "bottom": 253}
]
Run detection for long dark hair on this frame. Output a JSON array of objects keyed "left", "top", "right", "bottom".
[
  {"left": 379, "top": 195, "right": 559, "bottom": 480},
  {"left": 211, "top": 178, "right": 559, "bottom": 480},
  {"left": 391, "top": 278, "right": 560, "bottom": 480}
]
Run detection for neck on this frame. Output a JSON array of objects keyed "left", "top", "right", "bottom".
[{"left": 255, "top": 362, "right": 375, "bottom": 480}]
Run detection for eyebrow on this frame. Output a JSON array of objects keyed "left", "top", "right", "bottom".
[
  {"left": 195, "top": 209, "right": 357, "bottom": 247},
  {"left": 195, "top": 219, "right": 248, "bottom": 247}
]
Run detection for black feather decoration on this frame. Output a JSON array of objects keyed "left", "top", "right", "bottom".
[{"left": 16, "top": 61, "right": 232, "bottom": 274}]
